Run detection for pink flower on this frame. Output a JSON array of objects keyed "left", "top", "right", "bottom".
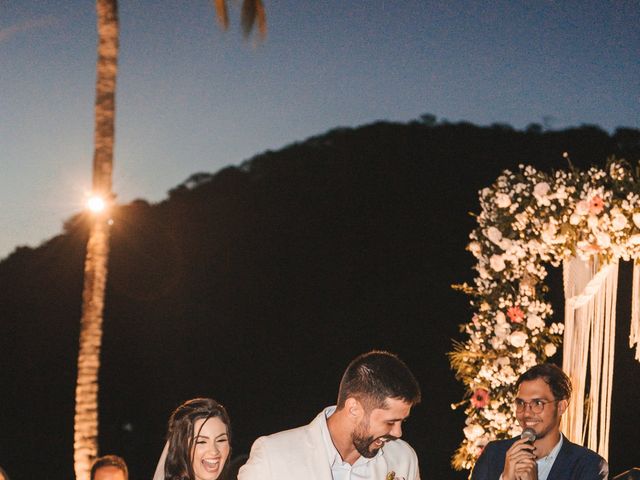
[
  {"left": 589, "top": 195, "right": 604, "bottom": 215},
  {"left": 471, "top": 388, "right": 490, "bottom": 408},
  {"left": 507, "top": 306, "right": 525, "bottom": 323}
]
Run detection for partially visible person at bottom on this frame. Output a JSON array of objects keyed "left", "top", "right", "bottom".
[
  {"left": 471, "top": 363, "right": 608, "bottom": 480},
  {"left": 91, "top": 455, "right": 129, "bottom": 480},
  {"left": 238, "top": 350, "right": 422, "bottom": 480},
  {"left": 0, "top": 465, "right": 10, "bottom": 480},
  {"left": 152, "top": 397, "right": 231, "bottom": 480}
]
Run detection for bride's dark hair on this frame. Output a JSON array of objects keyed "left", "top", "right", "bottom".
[{"left": 164, "top": 398, "right": 231, "bottom": 480}]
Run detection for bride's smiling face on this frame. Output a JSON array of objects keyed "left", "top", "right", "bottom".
[{"left": 191, "top": 417, "right": 230, "bottom": 480}]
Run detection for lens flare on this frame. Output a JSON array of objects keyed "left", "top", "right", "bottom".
[{"left": 87, "top": 196, "right": 106, "bottom": 213}]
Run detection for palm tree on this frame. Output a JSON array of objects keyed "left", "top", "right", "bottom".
[{"left": 73, "top": 2, "right": 265, "bottom": 479}]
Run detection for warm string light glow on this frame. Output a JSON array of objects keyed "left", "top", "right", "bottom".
[
  {"left": 84, "top": 194, "right": 114, "bottom": 225},
  {"left": 86, "top": 195, "right": 106, "bottom": 213}
]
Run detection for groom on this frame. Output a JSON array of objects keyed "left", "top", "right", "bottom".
[{"left": 238, "top": 350, "right": 422, "bottom": 480}]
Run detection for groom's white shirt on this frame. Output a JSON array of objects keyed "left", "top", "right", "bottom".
[{"left": 238, "top": 407, "right": 421, "bottom": 480}]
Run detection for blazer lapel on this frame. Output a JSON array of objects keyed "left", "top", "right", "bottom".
[
  {"left": 304, "top": 411, "right": 336, "bottom": 480},
  {"left": 547, "top": 439, "right": 573, "bottom": 480}
]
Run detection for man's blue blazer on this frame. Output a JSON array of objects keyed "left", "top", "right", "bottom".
[{"left": 470, "top": 436, "right": 609, "bottom": 480}]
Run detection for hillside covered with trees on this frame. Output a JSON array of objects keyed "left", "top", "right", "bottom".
[{"left": 1, "top": 118, "right": 639, "bottom": 479}]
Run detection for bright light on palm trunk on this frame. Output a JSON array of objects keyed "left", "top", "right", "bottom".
[
  {"left": 73, "top": 1, "right": 118, "bottom": 479},
  {"left": 73, "top": 2, "right": 263, "bottom": 478}
]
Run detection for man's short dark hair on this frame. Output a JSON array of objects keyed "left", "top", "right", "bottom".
[
  {"left": 516, "top": 363, "right": 572, "bottom": 401},
  {"left": 336, "top": 350, "right": 421, "bottom": 410},
  {"left": 90, "top": 455, "right": 128, "bottom": 480}
]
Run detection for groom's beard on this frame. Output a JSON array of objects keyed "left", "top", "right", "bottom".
[{"left": 352, "top": 421, "right": 394, "bottom": 458}]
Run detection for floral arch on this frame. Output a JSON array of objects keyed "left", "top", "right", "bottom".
[{"left": 450, "top": 158, "right": 640, "bottom": 471}]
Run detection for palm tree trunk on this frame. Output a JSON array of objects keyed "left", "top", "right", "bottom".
[{"left": 74, "top": 1, "right": 118, "bottom": 479}]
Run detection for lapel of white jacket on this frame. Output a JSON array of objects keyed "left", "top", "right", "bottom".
[{"left": 304, "top": 410, "right": 336, "bottom": 480}]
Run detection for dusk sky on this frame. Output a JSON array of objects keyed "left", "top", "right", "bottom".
[{"left": 1, "top": 0, "right": 638, "bottom": 259}]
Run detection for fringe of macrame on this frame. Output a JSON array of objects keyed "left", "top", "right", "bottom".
[
  {"left": 631, "top": 262, "right": 640, "bottom": 362},
  {"left": 562, "top": 257, "right": 591, "bottom": 445},
  {"left": 587, "top": 260, "right": 616, "bottom": 460},
  {"left": 562, "top": 257, "right": 618, "bottom": 461}
]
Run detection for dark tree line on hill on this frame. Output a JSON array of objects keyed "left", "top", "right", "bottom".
[{"left": 1, "top": 118, "right": 639, "bottom": 479}]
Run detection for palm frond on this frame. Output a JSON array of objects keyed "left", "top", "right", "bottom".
[
  {"left": 213, "top": 0, "right": 229, "bottom": 30},
  {"left": 241, "top": 0, "right": 267, "bottom": 40},
  {"left": 255, "top": 0, "right": 267, "bottom": 39}
]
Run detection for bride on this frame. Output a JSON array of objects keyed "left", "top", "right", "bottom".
[{"left": 153, "top": 398, "right": 231, "bottom": 480}]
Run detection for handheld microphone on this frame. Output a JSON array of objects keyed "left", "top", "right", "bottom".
[{"left": 521, "top": 428, "right": 537, "bottom": 443}]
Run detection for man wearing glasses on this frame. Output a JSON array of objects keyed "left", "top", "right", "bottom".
[{"left": 471, "top": 363, "right": 608, "bottom": 480}]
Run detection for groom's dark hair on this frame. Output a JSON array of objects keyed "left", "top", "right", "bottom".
[{"left": 336, "top": 350, "right": 421, "bottom": 410}]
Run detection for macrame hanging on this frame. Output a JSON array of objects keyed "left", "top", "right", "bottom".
[
  {"left": 561, "top": 257, "right": 618, "bottom": 460},
  {"left": 631, "top": 262, "right": 640, "bottom": 361}
]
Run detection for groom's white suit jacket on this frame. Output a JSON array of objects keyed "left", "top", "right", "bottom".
[{"left": 238, "top": 409, "right": 421, "bottom": 480}]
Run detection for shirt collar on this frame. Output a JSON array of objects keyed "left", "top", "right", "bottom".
[
  {"left": 546, "top": 432, "right": 564, "bottom": 461},
  {"left": 319, "top": 406, "right": 383, "bottom": 468},
  {"left": 538, "top": 432, "right": 563, "bottom": 463}
]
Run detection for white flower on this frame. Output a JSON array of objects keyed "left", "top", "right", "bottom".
[
  {"left": 502, "top": 365, "right": 515, "bottom": 378},
  {"left": 629, "top": 234, "right": 640, "bottom": 245},
  {"left": 509, "top": 331, "right": 528, "bottom": 348},
  {"left": 569, "top": 213, "right": 581, "bottom": 225},
  {"left": 587, "top": 215, "right": 599, "bottom": 230},
  {"left": 533, "top": 182, "right": 551, "bottom": 206},
  {"left": 486, "top": 227, "right": 503, "bottom": 245},
  {"left": 512, "top": 244, "right": 526, "bottom": 258},
  {"left": 576, "top": 200, "right": 590, "bottom": 216},
  {"left": 540, "top": 223, "right": 557, "bottom": 244},
  {"left": 496, "top": 356, "right": 510, "bottom": 366},
  {"left": 490, "top": 255, "right": 506, "bottom": 272},
  {"left": 463, "top": 424, "right": 485, "bottom": 441},
  {"left": 526, "top": 314, "right": 545, "bottom": 330},
  {"left": 596, "top": 231, "right": 611, "bottom": 248},
  {"left": 545, "top": 343, "right": 557, "bottom": 357},
  {"left": 534, "top": 182, "right": 550, "bottom": 198},
  {"left": 526, "top": 240, "right": 542, "bottom": 254},
  {"left": 490, "top": 336, "right": 503, "bottom": 350},
  {"left": 633, "top": 212, "right": 640, "bottom": 228},
  {"left": 612, "top": 213, "right": 627, "bottom": 231},
  {"left": 554, "top": 187, "right": 568, "bottom": 200},
  {"left": 494, "top": 411, "right": 507, "bottom": 425},
  {"left": 523, "top": 350, "right": 537, "bottom": 365},
  {"left": 549, "top": 322, "right": 564, "bottom": 334},
  {"left": 495, "top": 193, "right": 511, "bottom": 208},
  {"left": 495, "top": 322, "right": 511, "bottom": 339},
  {"left": 515, "top": 212, "right": 528, "bottom": 226},
  {"left": 495, "top": 311, "right": 506, "bottom": 324},
  {"left": 468, "top": 241, "right": 482, "bottom": 258},
  {"left": 500, "top": 238, "right": 513, "bottom": 251}
]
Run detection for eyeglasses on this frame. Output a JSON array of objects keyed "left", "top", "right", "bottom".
[{"left": 513, "top": 399, "right": 559, "bottom": 414}]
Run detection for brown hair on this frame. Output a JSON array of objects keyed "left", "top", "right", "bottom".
[
  {"left": 164, "top": 398, "right": 231, "bottom": 480},
  {"left": 516, "top": 363, "right": 572, "bottom": 400},
  {"left": 90, "top": 455, "right": 128, "bottom": 480}
]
